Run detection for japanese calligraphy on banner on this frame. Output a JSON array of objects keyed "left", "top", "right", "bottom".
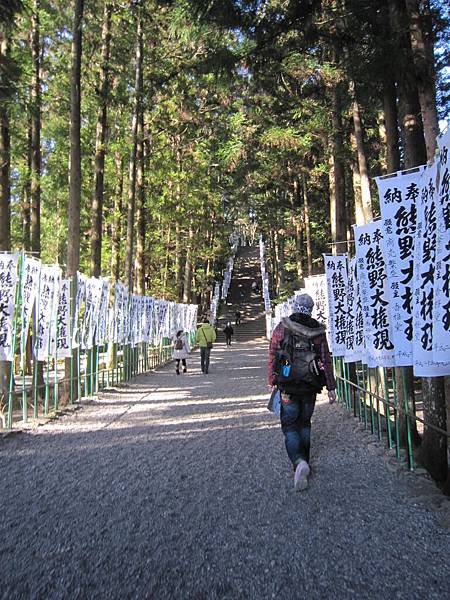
[
  {"left": 95, "top": 279, "right": 110, "bottom": 346},
  {"left": 57, "top": 278, "right": 72, "bottom": 358},
  {"left": 20, "top": 256, "right": 41, "bottom": 359},
  {"left": 304, "top": 274, "right": 329, "bottom": 327},
  {"left": 34, "top": 265, "right": 61, "bottom": 361},
  {"left": 413, "top": 160, "right": 450, "bottom": 375},
  {"left": 354, "top": 222, "right": 395, "bottom": 367},
  {"left": 81, "top": 277, "right": 103, "bottom": 350},
  {"left": 0, "top": 253, "right": 19, "bottom": 361},
  {"left": 72, "top": 273, "right": 86, "bottom": 349},
  {"left": 344, "top": 258, "right": 365, "bottom": 364},
  {"left": 323, "top": 255, "right": 348, "bottom": 357},
  {"left": 376, "top": 166, "right": 425, "bottom": 366},
  {"left": 113, "top": 283, "right": 127, "bottom": 343},
  {"left": 433, "top": 127, "right": 450, "bottom": 363}
]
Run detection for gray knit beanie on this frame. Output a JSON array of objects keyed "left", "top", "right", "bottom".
[{"left": 293, "top": 293, "right": 314, "bottom": 316}]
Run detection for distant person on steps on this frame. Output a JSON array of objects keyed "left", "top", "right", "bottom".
[
  {"left": 235, "top": 310, "right": 241, "bottom": 325},
  {"left": 223, "top": 322, "right": 234, "bottom": 346}
]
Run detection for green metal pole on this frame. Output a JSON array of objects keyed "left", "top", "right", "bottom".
[
  {"left": 383, "top": 367, "right": 393, "bottom": 449},
  {"left": 390, "top": 368, "right": 401, "bottom": 460},
  {"left": 375, "top": 368, "right": 382, "bottom": 440},
  {"left": 360, "top": 363, "right": 368, "bottom": 428},
  {"left": 402, "top": 368, "right": 414, "bottom": 470},
  {"left": 355, "top": 363, "right": 362, "bottom": 422}
]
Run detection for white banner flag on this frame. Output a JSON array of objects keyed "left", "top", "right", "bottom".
[
  {"left": 304, "top": 274, "right": 329, "bottom": 327},
  {"left": 324, "top": 255, "right": 348, "bottom": 357},
  {"left": 57, "top": 278, "right": 72, "bottom": 358},
  {"left": 376, "top": 166, "right": 425, "bottom": 366},
  {"left": 413, "top": 159, "right": 450, "bottom": 375},
  {"left": 34, "top": 265, "right": 61, "bottom": 361},
  {"left": 344, "top": 258, "right": 365, "bottom": 364},
  {"left": 94, "top": 279, "right": 110, "bottom": 346},
  {"left": 354, "top": 222, "right": 395, "bottom": 367},
  {"left": 0, "top": 253, "right": 19, "bottom": 361},
  {"left": 72, "top": 273, "right": 87, "bottom": 349},
  {"left": 433, "top": 128, "right": 450, "bottom": 363},
  {"left": 20, "top": 256, "right": 41, "bottom": 359}
]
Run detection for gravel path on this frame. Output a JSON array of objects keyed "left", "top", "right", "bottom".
[{"left": 1, "top": 340, "right": 450, "bottom": 600}]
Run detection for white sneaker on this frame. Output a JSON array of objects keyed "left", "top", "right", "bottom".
[{"left": 294, "top": 460, "right": 310, "bottom": 492}]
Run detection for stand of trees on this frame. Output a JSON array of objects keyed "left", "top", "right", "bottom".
[{"left": 0, "top": 0, "right": 449, "bottom": 484}]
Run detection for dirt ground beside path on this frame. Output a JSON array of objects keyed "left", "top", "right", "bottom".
[{"left": 1, "top": 340, "right": 450, "bottom": 600}]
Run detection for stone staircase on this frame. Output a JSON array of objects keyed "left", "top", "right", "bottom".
[{"left": 216, "top": 246, "right": 267, "bottom": 343}]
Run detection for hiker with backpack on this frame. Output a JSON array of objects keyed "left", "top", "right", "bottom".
[
  {"left": 268, "top": 293, "right": 336, "bottom": 492},
  {"left": 195, "top": 317, "right": 217, "bottom": 374},
  {"left": 172, "top": 330, "right": 190, "bottom": 375}
]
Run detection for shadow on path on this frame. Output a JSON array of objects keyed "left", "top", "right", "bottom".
[{"left": 1, "top": 340, "right": 449, "bottom": 599}]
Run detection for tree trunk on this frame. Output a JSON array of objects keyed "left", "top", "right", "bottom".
[
  {"left": 0, "top": 40, "right": 11, "bottom": 252},
  {"left": 0, "top": 31, "right": 13, "bottom": 401},
  {"left": 30, "top": 0, "right": 41, "bottom": 257},
  {"left": 90, "top": 0, "right": 112, "bottom": 278},
  {"left": 329, "top": 56, "right": 347, "bottom": 255},
  {"left": 66, "top": 0, "right": 84, "bottom": 278},
  {"left": 382, "top": 73, "right": 401, "bottom": 173},
  {"left": 22, "top": 120, "right": 31, "bottom": 251},
  {"left": 419, "top": 378, "right": 448, "bottom": 481},
  {"left": 292, "top": 178, "right": 303, "bottom": 282},
  {"left": 182, "top": 223, "right": 194, "bottom": 304},
  {"left": 390, "top": 0, "right": 427, "bottom": 170},
  {"left": 302, "top": 177, "right": 313, "bottom": 276},
  {"left": 162, "top": 224, "right": 171, "bottom": 294},
  {"left": 350, "top": 81, "right": 372, "bottom": 222},
  {"left": 406, "top": 0, "right": 439, "bottom": 161},
  {"left": 135, "top": 107, "right": 145, "bottom": 295},
  {"left": 124, "top": 11, "right": 143, "bottom": 292},
  {"left": 110, "top": 151, "right": 123, "bottom": 283},
  {"left": 65, "top": 0, "right": 85, "bottom": 402},
  {"left": 350, "top": 136, "right": 365, "bottom": 226}
]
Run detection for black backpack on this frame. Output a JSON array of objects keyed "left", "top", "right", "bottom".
[
  {"left": 175, "top": 337, "right": 184, "bottom": 350},
  {"left": 274, "top": 329, "right": 325, "bottom": 393}
]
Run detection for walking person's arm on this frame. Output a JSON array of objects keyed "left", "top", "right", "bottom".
[
  {"left": 313, "top": 335, "right": 336, "bottom": 403},
  {"left": 268, "top": 323, "right": 283, "bottom": 389}
]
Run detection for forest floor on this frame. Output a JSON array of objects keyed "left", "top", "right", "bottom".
[{"left": 1, "top": 339, "right": 450, "bottom": 600}]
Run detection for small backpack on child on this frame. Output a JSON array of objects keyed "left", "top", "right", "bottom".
[{"left": 175, "top": 337, "right": 184, "bottom": 350}]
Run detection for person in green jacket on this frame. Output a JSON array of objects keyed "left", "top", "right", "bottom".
[{"left": 195, "top": 317, "right": 217, "bottom": 374}]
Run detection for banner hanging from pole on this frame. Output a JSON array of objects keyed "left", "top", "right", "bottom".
[
  {"left": 354, "top": 222, "right": 395, "bottom": 368},
  {"left": 0, "top": 253, "right": 19, "bottom": 362}
]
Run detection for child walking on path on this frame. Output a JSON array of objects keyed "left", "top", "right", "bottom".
[{"left": 172, "top": 330, "right": 190, "bottom": 374}]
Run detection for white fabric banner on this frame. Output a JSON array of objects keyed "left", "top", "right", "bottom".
[
  {"left": 0, "top": 253, "right": 19, "bottom": 361},
  {"left": 304, "top": 274, "right": 329, "bottom": 326},
  {"left": 324, "top": 255, "right": 348, "bottom": 357},
  {"left": 81, "top": 277, "right": 103, "bottom": 350},
  {"left": 413, "top": 160, "right": 450, "bottom": 375},
  {"left": 433, "top": 128, "right": 450, "bottom": 363},
  {"left": 113, "top": 283, "right": 126, "bottom": 344},
  {"left": 72, "top": 273, "right": 87, "bottom": 349},
  {"left": 344, "top": 258, "right": 365, "bottom": 364},
  {"left": 20, "top": 256, "right": 41, "bottom": 359},
  {"left": 376, "top": 166, "right": 425, "bottom": 366},
  {"left": 34, "top": 265, "right": 61, "bottom": 361},
  {"left": 56, "top": 278, "right": 72, "bottom": 358},
  {"left": 95, "top": 279, "right": 110, "bottom": 346},
  {"left": 354, "top": 222, "right": 395, "bottom": 367}
]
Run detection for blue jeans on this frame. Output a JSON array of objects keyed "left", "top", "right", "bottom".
[
  {"left": 200, "top": 347, "right": 211, "bottom": 373},
  {"left": 280, "top": 392, "right": 316, "bottom": 467}
]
